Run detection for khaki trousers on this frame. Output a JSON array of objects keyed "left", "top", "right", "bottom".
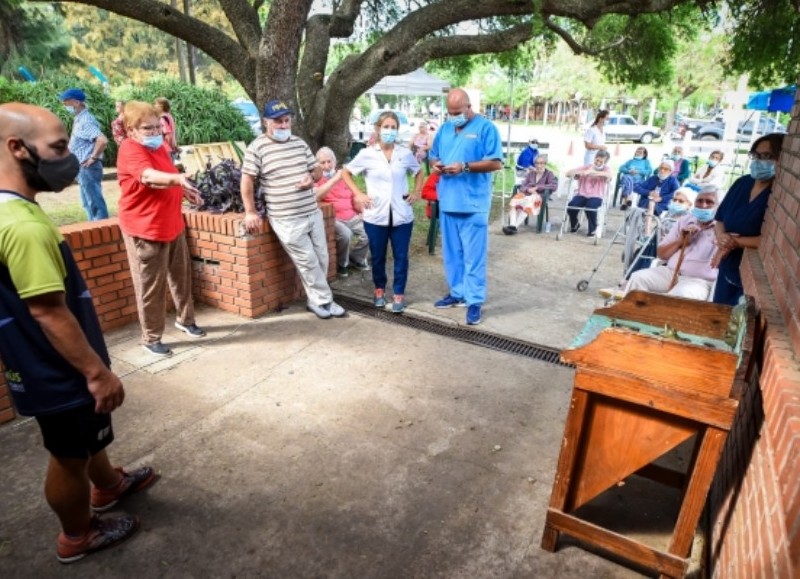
[{"left": 122, "top": 232, "right": 195, "bottom": 344}]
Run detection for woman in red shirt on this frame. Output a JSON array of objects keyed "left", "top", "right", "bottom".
[{"left": 117, "top": 101, "right": 204, "bottom": 357}]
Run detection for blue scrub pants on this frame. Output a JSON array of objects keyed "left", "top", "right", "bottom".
[
  {"left": 439, "top": 211, "right": 488, "bottom": 306},
  {"left": 78, "top": 161, "right": 109, "bottom": 221},
  {"left": 364, "top": 220, "right": 414, "bottom": 296}
]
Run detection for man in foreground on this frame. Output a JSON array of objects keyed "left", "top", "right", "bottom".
[
  {"left": 429, "top": 88, "right": 503, "bottom": 325},
  {"left": 241, "top": 99, "right": 346, "bottom": 319},
  {"left": 0, "top": 103, "right": 155, "bottom": 563}
]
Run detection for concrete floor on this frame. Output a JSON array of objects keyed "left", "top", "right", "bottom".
[{"left": 0, "top": 205, "right": 697, "bottom": 578}]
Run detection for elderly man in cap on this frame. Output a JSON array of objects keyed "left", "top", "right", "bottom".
[
  {"left": 241, "top": 99, "right": 346, "bottom": 319},
  {"left": 0, "top": 103, "right": 155, "bottom": 563},
  {"left": 59, "top": 88, "right": 109, "bottom": 220}
]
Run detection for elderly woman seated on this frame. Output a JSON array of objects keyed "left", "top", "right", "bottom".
[
  {"left": 602, "top": 186, "right": 719, "bottom": 301},
  {"left": 631, "top": 158, "right": 680, "bottom": 216},
  {"left": 685, "top": 150, "right": 725, "bottom": 191},
  {"left": 564, "top": 149, "right": 613, "bottom": 237},
  {"left": 617, "top": 146, "right": 653, "bottom": 210},
  {"left": 503, "top": 154, "right": 557, "bottom": 235}
]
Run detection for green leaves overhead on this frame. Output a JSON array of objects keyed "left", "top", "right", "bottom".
[{"left": 724, "top": 0, "right": 800, "bottom": 87}]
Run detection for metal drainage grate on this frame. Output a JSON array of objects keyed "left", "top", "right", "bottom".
[{"left": 334, "top": 294, "right": 573, "bottom": 368}]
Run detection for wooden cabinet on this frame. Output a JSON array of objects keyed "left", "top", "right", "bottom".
[{"left": 541, "top": 291, "right": 754, "bottom": 578}]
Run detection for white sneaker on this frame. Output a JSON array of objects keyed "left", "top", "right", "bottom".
[
  {"left": 307, "top": 302, "right": 332, "bottom": 319},
  {"left": 326, "top": 301, "right": 347, "bottom": 318}
]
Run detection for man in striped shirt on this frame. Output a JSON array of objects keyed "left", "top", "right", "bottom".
[{"left": 241, "top": 99, "right": 346, "bottom": 319}]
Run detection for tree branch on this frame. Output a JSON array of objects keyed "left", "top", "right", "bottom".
[
  {"left": 399, "top": 23, "right": 535, "bottom": 71},
  {"left": 541, "top": 0, "right": 690, "bottom": 27},
  {"left": 542, "top": 15, "right": 627, "bottom": 55},
  {"left": 218, "top": 0, "right": 261, "bottom": 50},
  {"left": 35, "top": 0, "right": 256, "bottom": 93},
  {"left": 329, "top": 0, "right": 365, "bottom": 37}
]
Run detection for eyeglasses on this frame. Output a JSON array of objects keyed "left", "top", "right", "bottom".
[
  {"left": 748, "top": 152, "right": 775, "bottom": 161},
  {"left": 137, "top": 124, "right": 161, "bottom": 135}
]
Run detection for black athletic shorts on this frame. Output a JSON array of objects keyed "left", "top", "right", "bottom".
[{"left": 35, "top": 403, "right": 114, "bottom": 459}]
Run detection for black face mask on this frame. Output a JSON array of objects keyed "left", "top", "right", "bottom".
[{"left": 20, "top": 142, "right": 80, "bottom": 192}]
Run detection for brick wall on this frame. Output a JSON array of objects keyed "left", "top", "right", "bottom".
[
  {"left": 183, "top": 204, "right": 336, "bottom": 318},
  {"left": 60, "top": 220, "right": 139, "bottom": 331},
  {"left": 0, "top": 207, "right": 336, "bottom": 424},
  {"left": 708, "top": 97, "right": 800, "bottom": 577},
  {"left": 0, "top": 361, "right": 13, "bottom": 425}
]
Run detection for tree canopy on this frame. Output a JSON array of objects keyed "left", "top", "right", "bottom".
[{"left": 23, "top": 0, "right": 800, "bottom": 158}]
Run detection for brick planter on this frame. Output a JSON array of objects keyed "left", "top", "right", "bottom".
[
  {"left": 183, "top": 206, "right": 336, "bottom": 318},
  {"left": 0, "top": 207, "right": 336, "bottom": 424}
]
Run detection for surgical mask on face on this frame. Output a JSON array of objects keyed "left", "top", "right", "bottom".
[
  {"left": 272, "top": 128, "right": 291, "bottom": 142},
  {"left": 658, "top": 171, "right": 671, "bottom": 181},
  {"left": 20, "top": 142, "right": 80, "bottom": 192},
  {"left": 668, "top": 201, "right": 689, "bottom": 215},
  {"left": 65, "top": 105, "right": 76, "bottom": 115},
  {"left": 449, "top": 114, "right": 467, "bottom": 128},
  {"left": 323, "top": 170, "right": 335, "bottom": 178},
  {"left": 691, "top": 207, "right": 715, "bottom": 222},
  {"left": 530, "top": 143, "right": 538, "bottom": 150},
  {"left": 707, "top": 160, "right": 718, "bottom": 168},
  {"left": 380, "top": 128, "right": 398, "bottom": 144},
  {"left": 750, "top": 159, "right": 775, "bottom": 181},
  {"left": 633, "top": 154, "right": 644, "bottom": 160},
  {"left": 142, "top": 135, "right": 163, "bottom": 150},
  {"left": 672, "top": 153, "right": 681, "bottom": 160}
]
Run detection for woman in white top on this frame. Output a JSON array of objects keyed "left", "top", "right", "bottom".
[
  {"left": 342, "top": 111, "right": 424, "bottom": 313},
  {"left": 685, "top": 150, "right": 726, "bottom": 190},
  {"left": 583, "top": 109, "right": 609, "bottom": 165}
]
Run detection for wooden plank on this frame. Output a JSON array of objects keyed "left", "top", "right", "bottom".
[
  {"left": 548, "top": 390, "right": 590, "bottom": 510},
  {"left": 567, "top": 396, "right": 696, "bottom": 510},
  {"left": 595, "top": 291, "right": 732, "bottom": 339},
  {"left": 563, "top": 330, "right": 737, "bottom": 398},
  {"left": 545, "top": 509, "right": 688, "bottom": 578},
  {"left": 574, "top": 370, "right": 739, "bottom": 429},
  {"left": 668, "top": 427, "right": 728, "bottom": 556}
]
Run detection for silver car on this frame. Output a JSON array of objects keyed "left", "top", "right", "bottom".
[{"left": 604, "top": 114, "right": 662, "bottom": 144}]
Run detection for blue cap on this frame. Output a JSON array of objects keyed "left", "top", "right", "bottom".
[
  {"left": 263, "top": 99, "right": 293, "bottom": 119},
  {"left": 59, "top": 88, "right": 86, "bottom": 102}
]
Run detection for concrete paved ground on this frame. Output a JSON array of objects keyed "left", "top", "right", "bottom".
[{"left": 0, "top": 201, "right": 697, "bottom": 577}]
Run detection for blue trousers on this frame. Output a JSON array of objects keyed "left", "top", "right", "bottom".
[
  {"left": 439, "top": 211, "right": 488, "bottom": 306},
  {"left": 78, "top": 161, "right": 109, "bottom": 221},
  {"left": 363, "top": 220, "right": 413, "bottom": 295},
  {"left": 567, "top": 195, "right": 602, "bottom": 233}
]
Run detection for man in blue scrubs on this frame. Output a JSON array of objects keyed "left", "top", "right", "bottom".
[{"left": 429, "top": 89, "right": 503, "bottom": 325}]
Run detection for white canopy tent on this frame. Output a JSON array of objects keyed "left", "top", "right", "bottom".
[{"left": 366, "top": 68, "right": 450, "bottom": 96}]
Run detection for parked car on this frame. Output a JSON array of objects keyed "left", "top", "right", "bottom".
[
  {"left": 350, "top": 109, "right": 414, "bottom": 144},
  {"left": 675, "top": 114, "right": 720, "bottom": 139},
  {"left": 231, "top": 98, "right": 262, "bottom": 137},
  {"left": 604, "top": 114, "right": 661, "bottom": 144},
  {"left": 695, "top": 116, "right": 786, "bottom": 141}
]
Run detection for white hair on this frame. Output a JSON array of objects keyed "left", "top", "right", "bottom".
[{"left": 315, "top": 146, "right": 337, "bottom": 168}]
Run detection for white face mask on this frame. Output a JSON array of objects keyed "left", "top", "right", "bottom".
[{"left": 272, "top": 128, "right": 291, "bottom": 142}]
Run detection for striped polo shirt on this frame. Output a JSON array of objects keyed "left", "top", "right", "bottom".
[{"left": 242, "top": 135, "right": 318, "bottom": 219}]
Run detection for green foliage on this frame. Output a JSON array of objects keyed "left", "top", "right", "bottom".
[
  {"left": 0, "top": 2, "right": 72, "bottom": 77},
  {"left": 0, "top": 73, "right": 119, "bottom": 164},
  {"left": 60, "top": 2, "right": 231, "bottom": 86},
  {"left": 118, "top": 77, "right": 254, "bottom": 146},
  {"left": 724, "top": 0, "right": 800, "bottom": 87},
  {"left": 0, "top": 75, "right": 254, "bottom": 165}
]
